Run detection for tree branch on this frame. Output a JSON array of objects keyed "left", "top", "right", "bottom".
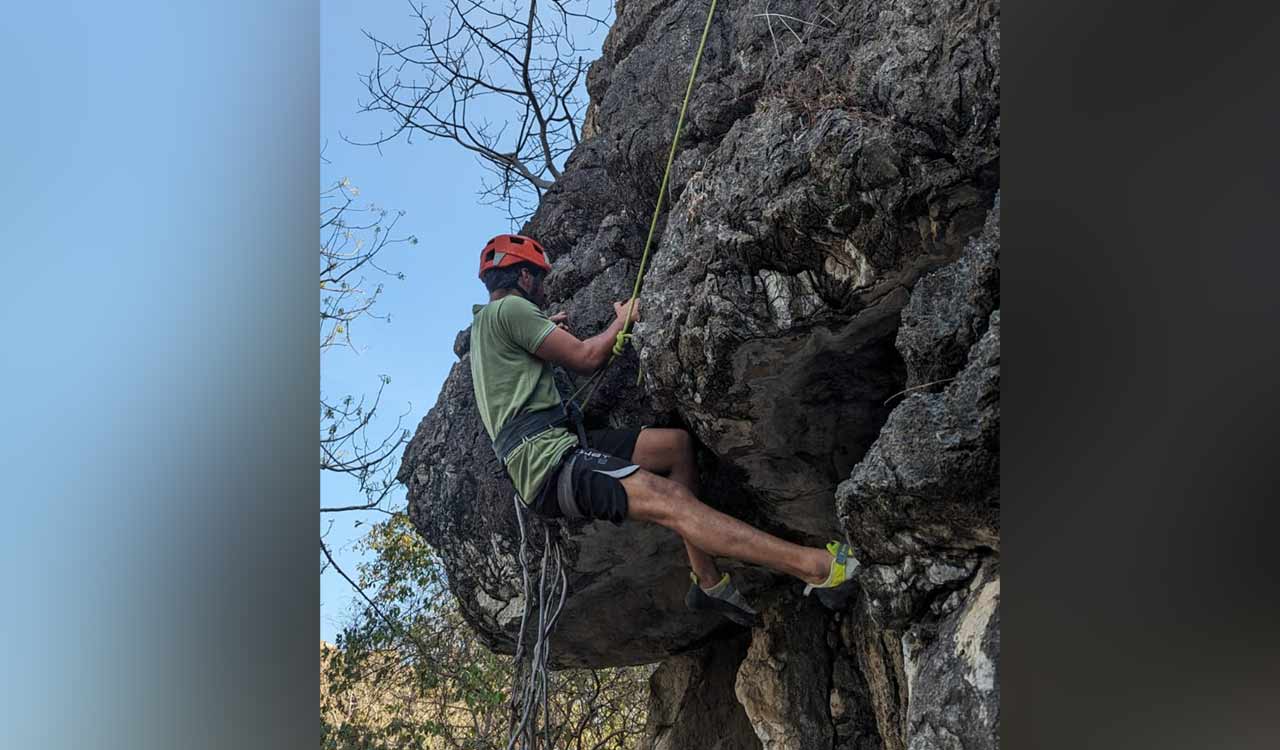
[{"left": 349, "top": 0, "right": 610, "bottom": 224}]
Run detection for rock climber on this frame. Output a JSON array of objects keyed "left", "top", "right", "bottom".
[{"left": 470, "top": 233, "right": 859, "bottom": 626}]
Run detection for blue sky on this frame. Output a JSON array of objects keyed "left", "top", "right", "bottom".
[{"left": 320, "top": 0, "right": 609, "bottom": 641}]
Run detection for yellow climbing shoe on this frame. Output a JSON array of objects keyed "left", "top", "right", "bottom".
[{"left": 803, "top": 541, "right": 860, "bottom": 597}]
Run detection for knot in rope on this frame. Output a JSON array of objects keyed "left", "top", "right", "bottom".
[{"left": 612, "top": 330, "right": 632, "bottom": 356}]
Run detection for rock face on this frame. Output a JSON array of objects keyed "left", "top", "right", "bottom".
[
  {"left": 735, "top": 592, "right": 834, "bottom": 750},
  {"left": 903, "top": 563, "right": 1000, "bottom": 750},
  {"left": 640, "top": 633, "right": 761, "bottom": 750},
  {"left": 838, "top": 201, "right": 1000, "bottom": 572},
  {"left": 398, "top": 0, "right": 999, "bottom": 747}
]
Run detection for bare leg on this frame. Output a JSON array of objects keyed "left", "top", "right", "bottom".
[
  {"left": 630, "top": 429, "right": 721, "bottom": 584},
  {"left": 620, "top": 468, "right": 832, "bottom": 585}
]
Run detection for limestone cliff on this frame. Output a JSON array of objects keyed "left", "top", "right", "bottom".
[{"left": 398, "top": 0, "right": 999, "bottom": 747}]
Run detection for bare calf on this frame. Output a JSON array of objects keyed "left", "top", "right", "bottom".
[{"left": 620, "top": 467, "right": 830, "bottom": 585}]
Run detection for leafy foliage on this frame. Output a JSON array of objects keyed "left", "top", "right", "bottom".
[{"left": 321, "top": 515, "right": 651, "bottom": 750}]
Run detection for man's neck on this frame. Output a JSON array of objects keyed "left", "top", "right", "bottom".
[{"left": 490, "top": 288, "right": 539, "bottom": 307}]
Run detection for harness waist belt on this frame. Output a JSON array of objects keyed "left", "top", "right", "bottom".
[{"left": 492, "top": 406, "right": 568, "bottom": 464}]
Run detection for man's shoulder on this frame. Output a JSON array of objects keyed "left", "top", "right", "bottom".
[
  {"left": 473, "top": 296, "right": 551, "bottom": 355},
  {"left": 494, "top": 296, "right": 550, "bottom": 330}
]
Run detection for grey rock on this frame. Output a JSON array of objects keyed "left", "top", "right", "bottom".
[
  {"left": 902, "top": 562, "right": 1000, "bottom": 750},
  {"left": 837, "top": 311, "right": 1000, "bottom": 569},
  {"left": 735, "top": 592, "right": 834, "bottom": 750},
  {"left": 896, "top": 195, "right": 1000, "bottom": 389},
  {"left": 835, "top": 602, "right": 909, "bottom": 750},
  {"left": 640, "top": 632, "right": 761, "bottom": 750}
]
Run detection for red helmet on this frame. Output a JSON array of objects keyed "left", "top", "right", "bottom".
[{"left": 478, "top": 234, "right": 552, "bottom": 279}]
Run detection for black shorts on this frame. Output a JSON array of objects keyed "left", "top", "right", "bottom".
[{"left": 531, "top": 429, "right": 642, "bottom": 525}]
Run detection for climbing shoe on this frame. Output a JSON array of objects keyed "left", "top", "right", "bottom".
[
  {"left": 685, "top": 572, "right": 761, "bottom": 628},
  {"left": 803, "top": 541, "right": 861, "bottom": 609}
]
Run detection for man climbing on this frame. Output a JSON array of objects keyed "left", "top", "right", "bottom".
[{"left": 470, "top": 234, "right": 859, "bottom": 626}]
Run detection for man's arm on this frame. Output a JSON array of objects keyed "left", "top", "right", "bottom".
[{"left": 535, "top": 300, "right": 640, "bottom": 375}]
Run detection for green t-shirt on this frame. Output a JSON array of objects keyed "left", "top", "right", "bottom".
[{"left": 470, "top": 295, "right": 579, "bottom": 503}]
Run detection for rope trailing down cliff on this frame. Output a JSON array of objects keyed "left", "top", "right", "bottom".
[
  {"left": 575, "top": 0, "right": 720, "bottom": 410},
  {"left": 506, "top": 2, "right": 721, "bottom": 748},
  {"left": 505, "top": 498, "right": 567, "bottom": 750}
]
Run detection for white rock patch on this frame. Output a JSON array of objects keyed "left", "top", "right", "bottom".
[{"left": 953, "top": 576, "right": 999, "bottom": 692}]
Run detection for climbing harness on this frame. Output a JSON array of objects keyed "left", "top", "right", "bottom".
[
  {"left": 491, "top": 396, "right": 589, "bottom": 465},
  {"left": 503, "top": 1, "right": 720, "bottom": 746}
]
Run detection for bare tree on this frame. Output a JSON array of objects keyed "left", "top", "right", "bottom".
[
  {"left": 321, "top": 176, "right": 417, "bottom": 514},
  {"left": 321, "top": 177, "right": 417, "bottom": 352},
  {"left": 350, "top": 0, "right": 612, "bottom": 224}
]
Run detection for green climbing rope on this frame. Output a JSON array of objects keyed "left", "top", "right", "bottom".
[
  {"left": 508, "top": 9, "right": 721, "bottom": 745},
  {"left": 579, "top": 0, "right": 719, "bottom": 409}
]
